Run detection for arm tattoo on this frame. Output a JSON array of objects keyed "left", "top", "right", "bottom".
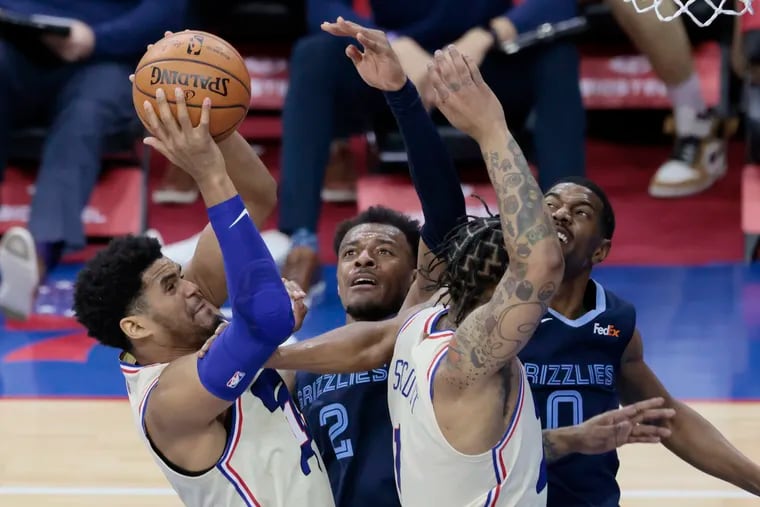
[
  {"left": 443, "top": 130, "right": 560, "bottom": 389},
  {"left": 543, "top": 431, "right": 564, "bottom": 464}
]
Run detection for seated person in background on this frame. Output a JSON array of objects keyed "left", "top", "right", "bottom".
[
  {"left": 604, "top": 0, "right": 736, "bottom": 198},
  {"left": 277, "top": 0, "right": 587, "bottom": 294},
  {"left": 0, "top": 0, "right": 188, "bottom": 319}
]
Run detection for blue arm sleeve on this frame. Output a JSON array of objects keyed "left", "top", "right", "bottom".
[
  {"left": 306, "top": 0, "right": 376, "bottom": 33},
  {"left": 384, "top": 80, "right": 466, "bottom": 255},
  {"left": 206, "top": 195, "right": 279, "bottom": 304},
  {"left": 91, "top": 0, "right": 189, "bottom": 60},
  {"left": 504, "top": 0, "right": 578, "bottom": 34},
  {"left": 197, "top": 196, "right": 295, "bottom": 401}
]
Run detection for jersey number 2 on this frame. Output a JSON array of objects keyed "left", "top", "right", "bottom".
[
  {"left": 545, "top": 390, "right": 584, "bottom": 428},
  {"left": 319, "top": 403, "right": 354, "bottom": 460}
]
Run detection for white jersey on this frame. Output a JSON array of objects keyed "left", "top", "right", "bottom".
[
  {"left": 388, "top": 306, "right": 547, "bottom": 507},
  {"left": 121, "top": 354, "right": 335, "bottom": 507}
]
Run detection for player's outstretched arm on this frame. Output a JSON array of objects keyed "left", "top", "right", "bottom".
[
  {"left": 428, "top": 46, "right": 563, "bottom": 393},
  {"left": 541, "top": 397, "right": 675, "bottom": 463},
  {"left": 618, "top": 330, "right": 760, "bottom": 496},
  {"left": 137, "top": 90, "right": 294, "bottom": 447},
  {"left": 266, "top": 301, "right": 434, "bottom": 374},
  {"left": 322, "top": 18, "right": 466, "bottom": 309}
]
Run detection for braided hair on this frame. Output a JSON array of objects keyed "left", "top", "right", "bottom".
[{"left": 431, "top": 201, "right": 509, "bottom": 326}]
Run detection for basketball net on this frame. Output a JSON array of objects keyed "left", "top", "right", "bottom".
[{"left": 622, "top": 0, "right": 754, "bottom": 27}]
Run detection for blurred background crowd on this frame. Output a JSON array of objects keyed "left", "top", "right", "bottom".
[{"left": 0, "top": 0, "right": 758, "bottom": 316}]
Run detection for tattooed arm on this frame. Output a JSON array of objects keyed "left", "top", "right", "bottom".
[{"left": 427, "top": 46, "right": 564, "bottom": 393}]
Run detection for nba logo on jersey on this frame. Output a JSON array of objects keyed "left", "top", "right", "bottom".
[
  {"left": 593, "top": 322, "right": 620, "bottom": 337},
  {"left": 226, "top": 370, "right": 246, "bottom": 388}
]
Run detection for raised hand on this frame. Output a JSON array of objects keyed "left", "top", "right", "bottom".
[
  {"left": 197, "top": 321, "right": 228, "bottom": 358},
  {"left": 427, "top": 45, "right": 506, "bottom": 143},
  {"left": 141, "top": 86, "right": 225, "bottom": 182},
  {"left": 321, "top": 17, "right": 407, "bottom": 91},
  {"left": 573, "top": 397, "right": 675, "bottom": 455}
]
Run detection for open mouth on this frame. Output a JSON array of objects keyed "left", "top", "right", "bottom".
[
  {"left": 555, "top": 227, "right": 572, "bottom": 245},
  {"left": 350, "top": 276, "right": 377, "bottom": 287}
]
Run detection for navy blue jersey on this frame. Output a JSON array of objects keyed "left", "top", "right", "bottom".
[
  {"left": 295, "top": 366, "right": 400, "bottom": 507},
  {"left": 518, "top": 280, "right": 636, "bottom": 507}
]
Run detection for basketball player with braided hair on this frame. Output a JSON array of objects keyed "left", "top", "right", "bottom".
[
  {"left": 291, "top": 41, "right": 563, "bottom": 505},
  {"left": 379, "top": 45, "right": 564, "bottom": 506}
]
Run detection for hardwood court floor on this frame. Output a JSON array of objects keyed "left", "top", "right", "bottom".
[{"left": 1, "top": 400, "right": 757, "bottom": 507}]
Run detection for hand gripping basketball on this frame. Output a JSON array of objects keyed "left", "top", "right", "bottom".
[
  {"left": 140, "top": 86, "right": 224, "bottom": 181},
  {"left": 132, "top": 30, "right": 251, "bottom": 141}
]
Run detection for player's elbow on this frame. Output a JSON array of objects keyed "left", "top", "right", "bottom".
[
  {"left": 244, "top": 175, "right": 277, "bottom": 225},
  {"left": 259, "top": 174, "right": 278, "bottom": 215}
]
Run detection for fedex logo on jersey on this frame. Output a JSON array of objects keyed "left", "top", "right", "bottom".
[
  {"left": 593, "top": 322, "right": 620, "bottom": 337},
  {"left": 227, "top": 370, "right": 246, "bottom": 389}
]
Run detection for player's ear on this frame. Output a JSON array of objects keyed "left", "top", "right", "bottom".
[
  {"left": 592, "top": 239, "right": 611, "bottom": 265},
  {"left": 120, "top": 315, "right": 153, "bottom": 341}
]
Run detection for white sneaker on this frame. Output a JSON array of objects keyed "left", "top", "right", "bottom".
[
  {"left": 0, "top": 227, "right": 40, "bottom": 320},
  {"left": 649, "top": 109, "right": 736, "bottom": 198}
]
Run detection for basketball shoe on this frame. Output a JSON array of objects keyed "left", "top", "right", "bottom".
[{"left": 649, "top": 108, "right": 737, "bottom": 198}]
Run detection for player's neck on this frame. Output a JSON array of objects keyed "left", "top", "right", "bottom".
[
  {"left": 130, "top": 344, "right": 199, "bottom": 366},
  {"left": 550, "top": 271, "right": 592, "bottom": 319}
]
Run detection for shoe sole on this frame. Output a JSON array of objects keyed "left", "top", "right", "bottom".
[
  {"left": 649, "top": 174, "right": 722, "bottom": 198},
  {"left": 0, "top": 228, "right": 39, "bottom": 320},
  {"left": 650, "top": 149, "right": 727, "bottom": 199}
]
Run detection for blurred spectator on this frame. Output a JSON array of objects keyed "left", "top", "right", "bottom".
[
  {"left": 0, "top": 0, "right": 189, "bottom": 319},
  {"left": 607, "top": 0, "right": 735, "bottom": 198},
  {"left": 278, "top": 0, "right": 585, "bottom": 293}
]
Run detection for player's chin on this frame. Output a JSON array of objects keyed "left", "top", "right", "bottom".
[
  {"left": 195, "top": 306, "right": 221, "bottom": 332},
  {"left": 345, "top": 299, "right": 394, "bottom": 321},
  {"left": 559, "top": 239, "right": 574, "bottom": 256}
]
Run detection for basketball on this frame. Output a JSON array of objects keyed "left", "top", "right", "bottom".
[{"left": 132, "top": 30, "right": 251, "bottom": 141}]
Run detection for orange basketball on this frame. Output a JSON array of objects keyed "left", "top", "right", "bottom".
[{"left": 132, "top": 30, "right": 251, "bottom": 141}]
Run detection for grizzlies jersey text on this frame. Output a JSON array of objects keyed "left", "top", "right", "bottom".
[
  {"left": 518, "top": 280, "right": 636, "bottom": 507},
  {"left": 296, "top": 365, "right": 400, "bottom": 507}
]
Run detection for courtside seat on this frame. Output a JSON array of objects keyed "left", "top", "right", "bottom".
[{"left": 1, "top": 122, "right": 150, "bottom": 238}]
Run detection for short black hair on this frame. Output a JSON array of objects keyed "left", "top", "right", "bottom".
[
  {"left": 333, "top": 206, "right": 421, "bottom": 259},
  {"left": 432, "top": 212, "right": 508, "bottom": 326},
  {"left": 550, "top": 176, "right": 616, "bottom": 240},
  {"left": 73, "top": 235, "right": 163, "bottom": 350}
]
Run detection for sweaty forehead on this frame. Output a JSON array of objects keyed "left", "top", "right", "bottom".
[
  {"left": 341, "top": 223, "right": 405, "bottom": 249},
  {"left": 546, "top": 183, "right": 603, "bottom": 211}
]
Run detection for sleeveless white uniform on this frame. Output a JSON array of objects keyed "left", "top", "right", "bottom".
[
  {"left": 387, "top": 306, "right": 547, "bottom": 507},
  {"left": 121, "top": 354, "right": 335, "bottom": 507}
]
